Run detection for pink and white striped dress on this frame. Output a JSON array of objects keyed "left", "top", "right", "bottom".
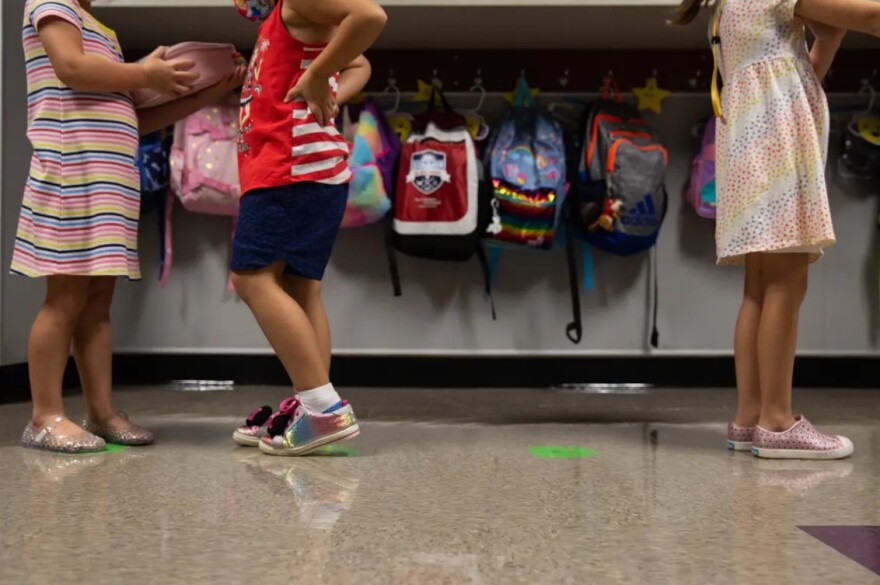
[{"left": 11, "top": 0, "right": 141, "bottom": 279}]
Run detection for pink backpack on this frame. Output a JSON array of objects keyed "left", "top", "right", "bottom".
[
  {"left": 162, "top": 98, "right": 240, "bottom": 287},
  {"left": 686, "top": 117, "right": 717, "bottom": 219},
  {"left": 132, "top": 42, "right": 243, "bottom": 110}
]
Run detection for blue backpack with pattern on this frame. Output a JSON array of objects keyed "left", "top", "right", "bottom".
[
  {"left": 485, "top": 77, "right": 567, "bottom": 250},
  {"left": 135, "top": 130, "right": 172, "bottom": 279}
]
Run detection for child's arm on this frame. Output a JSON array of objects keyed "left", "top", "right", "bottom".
[
  {"left": 807, "top": 20, "right": 846, "bottom": 79},
  {"left": 138, "top": 67, "right": 247, "bottom": 135},
  {"left": 336, "top": 56, "right": 372, "bottom": 105},
  {"left": 795, "top": 0, "right": 880, "bottom": 37},
  {"left": 39, "top": 18, "right": 198, "bottom": 94},
  {"left": 284, "top": 0, "right": 387, "bottom": 126}
]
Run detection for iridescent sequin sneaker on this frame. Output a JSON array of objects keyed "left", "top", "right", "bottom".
[
  {"left": 751, "top": 415, "right": 854, "bottom": 460},
  {"left": 234, "top": 399, "right": 297, "bottom": 446},
  {"left": 233, "top": 405, "right": 274, "bottom": 447},
  {"left": 84, "top": 412, "right": 154, "bottom": 446},
  {"left": 259, "top": 399, "right": 359, "bottom": 457},
  {"left": 22, "top": 416, "right": 106, "bottom": 454},
  {"left": 727, "top": 422, "right": 755, "bottom": 451}
]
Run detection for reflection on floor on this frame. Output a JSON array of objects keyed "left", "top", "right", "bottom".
[{"left": 0, "top": 386, "right": 878, "bottom": 585}]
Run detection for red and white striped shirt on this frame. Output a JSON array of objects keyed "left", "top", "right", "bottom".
[{"left": 237, "top": 0, "right": 350, "bottom": 196}]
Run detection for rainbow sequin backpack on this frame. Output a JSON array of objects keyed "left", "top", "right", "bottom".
[{"left": 485, "top": 77, "right": 567, "bottom": 250}]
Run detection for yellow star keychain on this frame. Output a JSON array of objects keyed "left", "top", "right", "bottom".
[
  {"left": 633, "top": 77, "right": 671, "bottom": 115},
  {"left": 503, "top": 83, "right": 540, "bottom": 105}
]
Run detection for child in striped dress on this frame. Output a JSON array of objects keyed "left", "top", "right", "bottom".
[
  {"left": 672, "top": 0, "right": 880, "bottom": 459},
  {"left": 14, "top": 0, "right": 244, "bottom": 453},
  {"left": 230, "top": 0, "right": 386, "bottom": 455}
]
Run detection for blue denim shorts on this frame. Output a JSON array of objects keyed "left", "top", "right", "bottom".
[{"left": 231, "top": 182, "right": 347, "bottom": 281}]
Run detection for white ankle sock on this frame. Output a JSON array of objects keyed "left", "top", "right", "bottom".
[{"left": 298, "top": 383, "right": 342, "bottom": 413}]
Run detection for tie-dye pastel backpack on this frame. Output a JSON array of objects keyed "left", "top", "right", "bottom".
[{"left": 339, "top": 100, "right": 402, "bottom": 228}]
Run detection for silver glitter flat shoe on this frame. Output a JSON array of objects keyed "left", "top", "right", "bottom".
[
  {"left": 21, "top": 416, "right": 106, "bottom": 454},
  {"left": 84, "top": 411, "right": 154, "bottom": 446}
]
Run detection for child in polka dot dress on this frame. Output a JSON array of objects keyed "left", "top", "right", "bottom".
[{"left": 672, "top": 0, "right": 880, "bottom": 459}]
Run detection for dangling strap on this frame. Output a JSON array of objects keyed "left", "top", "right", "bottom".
[
  {"left": 710, "top": 0, "right": 728, "bottom": 119},
  {"left": 514, "top": 76, "right": 536, "bottom": 108},
  {"left": 227, "top": 214, "right": 238, "bottom": 293},
  {"left": 156, "top": 185, "right": 167, "bottom": 281},
  {"left": 487, "top": 245, "right": 502, "bottom": 287},
  {"left": 475, "top": 244, "right": 497, "bottom": 321},
  {"left": 159, "top": 187, "right": 174, "bottom": 287},
  {"left": 581, "top": 241, "right": 595, "bottom": 291},
  {"left": 650, "top": 246, "right": 660, "bottom": 349},
  {"left": 565, "top": 226, "right": 583, "bottom": 344},
  {"left": 385, "top": 216, "right": 402, "bottom": 297}
]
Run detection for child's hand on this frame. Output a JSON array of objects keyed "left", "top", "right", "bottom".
[
  {"left": 142, "top": 46, "right": 199, "bottom": 95},
  {"left": 198, "top": 66, "right": 247, "bottom": 103},
  {"left": 807, "top": 19, "right": 847, "bottom": 43},
  {"left": 284, "top": 70, "right": 338, "bottom": 127}
]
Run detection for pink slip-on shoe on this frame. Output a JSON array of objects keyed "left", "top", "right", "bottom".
[
  {"left": 727, "top": 422, "right": 755, "bottom": 451},
  {"left": 751, "top": 415, "right": 854, "bottom": 460}
]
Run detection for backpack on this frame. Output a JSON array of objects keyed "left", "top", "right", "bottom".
[
  {"left": 132, "top": 43, "right": 243, "bottom": 109},
  {"left": 136, "top": 130, "right": 172, "bottom": 279},
  {"left": 163, "top": 98, "right": 241, "bottom": 287},
  {"left": 387, "top": 88, "right": 493, "bottom": 316},
  {"left": 686, "top": 117, "right": 717, "bottom": 219},
  {"left": 339, "top": 99, "right": 402, "bottom": 228},
  {"left": 841, "top": 112, "right": 880, "bottom": 180},
  {"left": 485, "top": 77, "right": 567, "bottom": 250},
  {"left": 565, "top": 90, "right": 669, "bottom": 345}
]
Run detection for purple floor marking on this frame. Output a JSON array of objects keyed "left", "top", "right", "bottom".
[{"left": 799, "top": 526, "right": 880, "bottom": 576}]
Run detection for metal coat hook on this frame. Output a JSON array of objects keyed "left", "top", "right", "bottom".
[
  {"left": 859, "top": 76, "right": 877, "bottom": 113},
  {"left": 384, "top": 69, "right": 401, "bottom": 114},
  {"left": 559, "top": 68, "right": 570, "bottom": 88},
  {"left": 469, "top": 69, "right": 486, "bottom": 111}
]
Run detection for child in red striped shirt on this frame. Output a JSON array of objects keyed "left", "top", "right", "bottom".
[{"left": 231, "top": 0, "right": 386, "bottom": 455}]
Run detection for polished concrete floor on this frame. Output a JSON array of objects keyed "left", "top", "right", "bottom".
[{"left": 0, "top": 386, "right": 878, "bottom": 585}]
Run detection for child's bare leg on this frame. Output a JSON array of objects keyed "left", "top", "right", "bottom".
[
  {"left": 72, "top": 277, "right": 153, "bottom": 444},
  {"left": 29, "top": 276, "right": 90, "bottom": 429},
  {"left": 73, "top": 277, "right": 116, "bottom": 422},
  {"left": 233, "top": 262, "right": 329, "bottom": 391},
  {"left": 756, "top": 253, "right": 809, "bottom": 432},
  {"left": 283, "top": 275, "right": 331, "bottom": 372},
  {"left": 733, "top": 254, "right": 763, "bottom": 427}
]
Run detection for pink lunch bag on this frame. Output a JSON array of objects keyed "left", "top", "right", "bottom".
[{"left": 132, "top": 42, "right": 243, "bottom": 110}]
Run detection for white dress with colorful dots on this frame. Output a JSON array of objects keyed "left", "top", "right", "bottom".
[{"left": 714, "top": 0, "right": 835, "bottom": 265}]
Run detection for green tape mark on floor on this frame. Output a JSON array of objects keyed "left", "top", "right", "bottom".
[
  {"left": 313, "top": 445, "right": 359, "bottom": 457},
  {"left": 530, "top": 446, "right": 596, "bottom": 459},
  {"left": 62, "top": 443, "right": 129, "bottom": 455}
]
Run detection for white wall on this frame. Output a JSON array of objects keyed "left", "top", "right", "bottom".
[{"left": 2, "top": 0, "right": 879, "bottom": 363}]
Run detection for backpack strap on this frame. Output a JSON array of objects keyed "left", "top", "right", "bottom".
[
  {"left": 650, "top": 246, "right": 660, "bottom": 349},
  {"left": 475, "top": 243, "right": 497, "bottom": 321},
  {"left": 227, "top": 214, "right": 238, "bottom": 293},
  {"left": 385, "top": 216, "right": 402, "bottom": 297},
  {"left": 710, "top": 0, "right": 728, "bottom": 119},
  {"left": 159, "top": 187, "right": 175, "bottom": 287},
  {"left": 565, "top": 226, "right": 583, "bottom": 344}
]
